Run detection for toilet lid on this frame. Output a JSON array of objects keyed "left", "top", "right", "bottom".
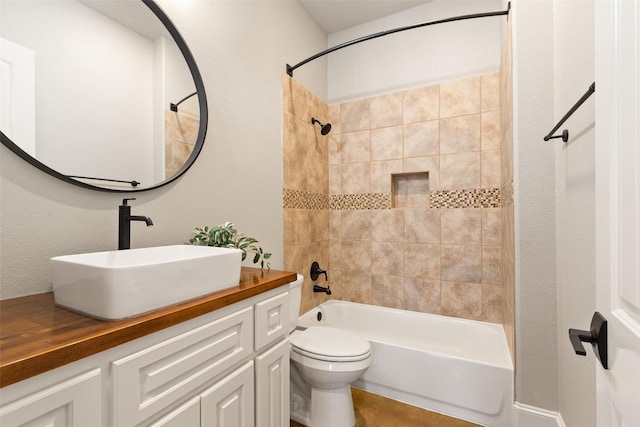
[{"left": 290, "top": 326, "right": 371, "bottom": 361}]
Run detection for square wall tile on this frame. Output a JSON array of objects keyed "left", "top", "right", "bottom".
[
  {"left": 371, "top": 209, "right": 405, "bottom": 243},
  {"left": 341, "top": 210, "right": 371, "bottom": 241},
  {"left": 441, "top": 244, "right": 482, "bottom": 282},
  {"left": 329, "top": 104, "right": 341, "bottom": 135},
  {"left": 404, "top": 208, "right": 440, "bottom": 243},
  {"left": 341, "top": 272, "right": 372, "bottom": 304},
  {"left": 404, "top": 120, "right": 439, "bottom": 158},
  {"left": 372, "top": 126, "right": 403, "bottom": 160},
  {"left": 441, "top": 281, "right": 482, "bottom": 319},
  {"left": 372, "top": 242, "right": 404, "bottom": 276},
  {"left": 481, "top": 110, "right": 500, "bottom": 151},
  {"left": 440, "top": 114, "right": 481, "bottom": 154},
  {"left": 371, "top": 160, "right": 403, "bottom": 194},
  {"left": 340, "top": 162, "right": 371, "bottom": 194},
  {"left": 404, "top": 85, "right": 440, "bottom": 124},
  {"left": 481, "top": 283, "right": 502, "bottom": 323},
  {"left": 341, "top": 241, "right": 372, "bottom": 275},
  {"left": 482, "top": 245, "right": 501, "bottom": 285},
  {"left": 404, "top": 243, "right": 441, "bottom": 279},
  {"left": 481, "top": 72, "right": 499, "bottom": 112},
  {"left": 481, "top": 208, "right": 501, "bottom": 246},
  {"left": 404, "top": 277, "right": 441, "bottom": 313},
  {"left": 441, "top": 209, "right": 481, "bottom": 245},
  {"left": 342, "top": 131, "right": 371, "bottom": 163},
  {"left": 329, "top": 164, "right": 341, "bottom": 194},
  {"left": 440, "top": 152, "right": 480, "bottom": 190},
  {"left": 342, "top": 99, "right": 370, "bottom": 133},
  {"left": 440, "top": 77, "right": 480, "bottom": 118},
  {"left": 481, "top": 150, "right": 501, "bottom": 188},
  {"left": 372, "top": 275, "right": 405, "bottom": 309},
  {"left": 370, "top": 92, "right": 403, "bottom": 128}
]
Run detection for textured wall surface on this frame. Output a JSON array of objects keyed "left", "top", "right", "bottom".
[
  {"left": 513, "top": 0, "right": 559, "bottom": 411},
  {"left": 554, "top": 1, "right": 596, "bottom": 426},
  {"left": 0, "top": 0, "right": 328, "bottom": 299}
]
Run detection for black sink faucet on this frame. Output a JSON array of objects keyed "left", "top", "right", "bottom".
[{"left": 118, "top": 198, "right": 153, "bottom": 250}]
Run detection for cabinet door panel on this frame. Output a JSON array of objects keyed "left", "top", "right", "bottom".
[
  {"left": 254, "top": 292, "right": 289, "bottom": 351},
  {"left": 113, "top": 307, "right": 253, "bottom": 427},
  {"left": 201, "top": 361, "right": 254, "bottom": 427},
  {"left": 146, "top": 396, "right": 200, "bottom": 427},
  {"left": 255, "top": 339, "right": 289, "bottom": 427},
  {"left": 0, "top": 369, "right": 101, "bottom": 427}
]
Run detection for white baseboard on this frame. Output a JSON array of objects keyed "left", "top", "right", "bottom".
[{"left": 513, "top": 402, "right": 566, "bottom": 427}]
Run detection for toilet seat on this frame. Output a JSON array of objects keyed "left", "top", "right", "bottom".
[{"left": 290, "top": 326, "right": 371, "bottom": 362}]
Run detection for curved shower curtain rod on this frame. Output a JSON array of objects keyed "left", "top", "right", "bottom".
[{"left": 286, "top": 4, "right": 511, "bottom": 77}]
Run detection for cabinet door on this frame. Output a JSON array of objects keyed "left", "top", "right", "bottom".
[
  {"left": 113, "top": 307, "right": 253, "bottom": 427},
  {"left": 255, "top": 339, "right": 289, "bottom": 427},
  {"left": 146, "top": 396, "right": 200, "bottom": 427},
  {"left": 0, "top": 369, "right": 101, "bottom": 427},
  {"left": 201, "top": 361, "right": 254, "bottom": 427},
  {"left": 254, "top": 291, "right": 289, "bottom": 351}
]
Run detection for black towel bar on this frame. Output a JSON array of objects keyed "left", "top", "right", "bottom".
[{"left": 544, "top": 82, "right": 595, "bottom": 142}]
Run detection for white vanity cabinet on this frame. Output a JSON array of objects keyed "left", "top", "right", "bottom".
[
  {"left": 253, "top": 291, "right": 290, "bottom": 427},
  {"left": 0, "top": 369, "right": 102, "bottom": 427},
  {"left": 0, "top": 285, "right": 291, "bottom": 427}
]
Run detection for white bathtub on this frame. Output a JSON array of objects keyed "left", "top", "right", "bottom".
[{"left": 297, "top": 300, "right": 513, "bottom": 427}]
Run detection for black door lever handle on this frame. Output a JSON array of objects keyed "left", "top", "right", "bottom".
[{"left": 568, "top": 311, "right": 608, "bottom": 369}]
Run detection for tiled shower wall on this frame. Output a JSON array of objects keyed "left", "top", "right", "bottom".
[
  {"left": 282, "top": 76, "right": 332, "bottom": 315},
  {"left": 326, "top": 73, "right": 502, "bottom": 323},
  {"left": 165, "top": 110, "right": 198, "bottom": 179},
  {"left": 500, "top": 17, "right": 516, "bottom": 362},
  {"left": 283, "top": 71, "right": 504, "bottom": 323}
]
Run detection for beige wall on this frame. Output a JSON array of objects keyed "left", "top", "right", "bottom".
[{"left": 284, "top": 72, "right": 505, "bottom": 324}]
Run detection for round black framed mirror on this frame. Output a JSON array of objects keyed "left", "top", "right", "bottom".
[{"left": 0, "top": 0, "right": 207, "bottom": 192}]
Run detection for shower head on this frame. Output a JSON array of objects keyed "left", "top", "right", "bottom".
[{"left": 311, "top": 118, "right": 332, "bottom": 135}]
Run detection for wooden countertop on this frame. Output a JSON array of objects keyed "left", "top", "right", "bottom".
[{"left": 0, "top": 267, "right": 297, "bottom": 388}]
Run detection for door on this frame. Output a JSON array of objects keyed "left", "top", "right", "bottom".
[
  {"left": 201, "top": 361, "right": 255, "bottom": 427},
  {"left": 0, "top": 369, "right": 102, "bottom": 427},
  {"left": 255, "top": 339, "right": 290, "bottom": 427},
  {"left": 595, "top": 0, "right": 640, "bottom": 426}
]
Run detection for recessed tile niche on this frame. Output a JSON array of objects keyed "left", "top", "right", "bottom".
[{"left": 391, "top": 172, "right": 429, "bottom": 208}]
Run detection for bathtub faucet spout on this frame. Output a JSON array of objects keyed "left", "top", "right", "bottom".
[{"left": 313, "top": 284, "right": 332, "bottom": 295}]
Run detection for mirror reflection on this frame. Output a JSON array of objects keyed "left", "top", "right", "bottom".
[{"left": 0, "top": 0, "right": 202, "bottom": 191}]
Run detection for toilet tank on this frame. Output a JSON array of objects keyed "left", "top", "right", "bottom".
[{"left": 289, "top": 274, "right": 304, "bottom": 331}]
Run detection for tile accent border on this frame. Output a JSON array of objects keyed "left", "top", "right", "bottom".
[
  {"left": 430, "top": 188, "right": 501, "bottom": 208},
  {"left": 283, "top": 189, "right": 329, "bottom": 209},
  {"left": 284, "top": 188, "right": 502, "bottom": 210},
  {"left": 330, "top": 193, "right": 392, "bottom": 210}
]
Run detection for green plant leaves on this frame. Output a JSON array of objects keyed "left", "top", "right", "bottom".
[{"left": 189, "top": 222, "right": 271, "bottom": 270}]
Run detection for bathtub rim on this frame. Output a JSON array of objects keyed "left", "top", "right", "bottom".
[{"left": 297, "top": 299, "right": 514, "bottom": 371}]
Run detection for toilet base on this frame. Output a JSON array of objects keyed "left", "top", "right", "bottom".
[
  {"left": 310, "top": 385, "right": 355, "bottom": 427},
  {"left": 289, "top": 384, "right": 356, "bottom": 427}
]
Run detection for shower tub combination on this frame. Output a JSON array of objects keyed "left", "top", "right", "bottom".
[{"left": 297, "top": 300, "right": 513, "bottom": 427}]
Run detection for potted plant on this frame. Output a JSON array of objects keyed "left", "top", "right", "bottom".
[{"left": 189, "top": 222, "right": 271, "bottom": 269}]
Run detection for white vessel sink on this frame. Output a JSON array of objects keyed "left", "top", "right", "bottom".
[{"left": 51, "top": 245, "right": 242, "bottom": 320}]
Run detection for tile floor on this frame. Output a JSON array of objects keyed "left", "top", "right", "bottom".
[{"left": 290, "top": 388, "right": 481, "bottom": 427}]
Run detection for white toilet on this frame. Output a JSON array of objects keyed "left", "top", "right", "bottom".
[{"left": 288, "top": 275, "right": 372, "bottom": 427}]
